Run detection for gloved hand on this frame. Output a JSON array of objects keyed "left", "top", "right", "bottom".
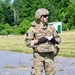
[
  {"left": 46, "top": 36, "right": 59, "bottom": 44},
  {"left": 45, "top": 36, "right": 53, "bottom": 41},
  {"left": 38, "top": 37, "right": 47, "bottom": 44}
]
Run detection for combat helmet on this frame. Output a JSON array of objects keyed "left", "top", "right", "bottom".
[{"left": 35, "top": 8, "right": 49, "bottom": 19}]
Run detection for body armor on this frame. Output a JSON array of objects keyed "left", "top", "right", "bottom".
[{"left": 25, "top": 24, "right": 61, "bottom": 53}]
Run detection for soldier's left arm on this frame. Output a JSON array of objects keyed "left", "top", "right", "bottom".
[
  {"left": 52, "top": 26, "right": 61, "bottom": 44},
  {"left": 52, "top": 26, "right": 61, "bottom": 56}
]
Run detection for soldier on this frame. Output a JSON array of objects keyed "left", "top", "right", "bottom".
[{"left": 25, "top": 8, "right": 61, "bottom": 75}]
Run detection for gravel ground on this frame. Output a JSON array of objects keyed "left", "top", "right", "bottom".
[{"left": 0, "top": 50, "right": 75, "bottom": 75}]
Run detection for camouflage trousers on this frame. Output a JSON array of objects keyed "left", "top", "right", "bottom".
[{"left": 31, "top": 52, "right": 55, "bottom": 75}]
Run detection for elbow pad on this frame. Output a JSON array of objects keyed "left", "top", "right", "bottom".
[{"left": 38, "top": 37, "right": 47, "bottom": 44}]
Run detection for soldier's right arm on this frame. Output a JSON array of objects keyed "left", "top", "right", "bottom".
[{"left": 25, "top": 27, "right": 37, "bottom": 47}]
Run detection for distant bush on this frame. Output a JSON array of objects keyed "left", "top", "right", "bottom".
[
  {"left": 0, "top": 30, "right": 8, "bottom": 35},
  {"left": 0, "top": 23, "right": 9, "bottom": 35},
  {"left": 62, "top": 23, "right": 68, "bottom": 31},
  {"left": 5, "top": 23, "right": 12, "bottom": 34},
  {"left": 11, "top": 25, "right": 20, "bottom": 35},
  {"left": 0, "top": 20, "right": 31, "bottom": 35},
  {"left": 0, "top": 23, "right": 14, "bottom": 35},
  {"left": 19, "top": 19, "right": 31, "bottom": 34},
  {"left": 0, "top": 23, "right": 5, "bottom": 30}
]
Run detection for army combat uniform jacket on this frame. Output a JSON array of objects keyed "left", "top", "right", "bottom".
[{"left": 25, "top": 23, "right": 61, "bottom": 56}]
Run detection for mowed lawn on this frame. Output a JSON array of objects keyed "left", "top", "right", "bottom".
[
  {"left": 59, "top": 31, "right": 75, "bottom": 57},
  {"left": 0, "top": 31, "right": 75, "bottom": 57},
  {"left": 0, "top": 35, "right": 33, "bottom": 53}
]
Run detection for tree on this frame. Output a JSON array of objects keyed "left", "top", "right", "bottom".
[
  {"left": 3, "top": 0, "right": 11, "bottom": 4},
  {"left": 0, "top": 0, "right": 75, "bottom": 35},
  {"left": 20, "top": 0, "right": 57, "bottom": 22},
  {"left": 13, "top": 0, "right": 22, "bottom": 25},
  {"left": 0, "top": 0, "right": 14, "bottom": 25}
]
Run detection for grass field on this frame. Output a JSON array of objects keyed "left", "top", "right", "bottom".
[
  {"left": 0, "top": 35, "right": 33, "bottom": 53},
  {"left": 0, "top": 31, "right": 75, "bottom": 57},
  {"left": 58, "top": 31, "right": 75, "bottom": 57}
]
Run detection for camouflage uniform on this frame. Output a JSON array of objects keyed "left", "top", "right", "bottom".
[{"left": 25, "top": 8, "right": 61, "bottom": 75}]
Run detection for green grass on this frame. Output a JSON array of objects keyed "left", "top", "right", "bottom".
[
  {"left": 0, "top": 30, "right": 75, "bottom": 57},
  {"left": 0, "top": 35, "right": 33, "bottom": 54},
  {"left": 58, "top": 31, "right": 75, "bottom": 57}
]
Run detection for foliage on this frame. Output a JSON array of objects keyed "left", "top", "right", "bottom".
[
  {"left": 0, "top": 23, "right": 12, "bottom": 35},
  {"left": 19, "top": 19, "right": 31, "bottom": 34},
  {"left": 12, "top": 0, "right": 22, "bottom": 25},
  {"left": 0, "top": 0, "right": 75, "bottom": 35},
  {"left": 62, "top": 23, "right": 68, "bottom": 31},
  {"left": 0, "top": 0, "right": 14, "bottom": 25}
]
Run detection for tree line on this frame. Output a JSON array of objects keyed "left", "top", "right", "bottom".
[{"left": 0, "top": 0, "right": 75, "bottom": 35}]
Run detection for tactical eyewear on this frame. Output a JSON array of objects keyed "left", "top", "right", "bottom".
[{"left": 42, "top": 15, "right": 48, "bottom": 18}]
